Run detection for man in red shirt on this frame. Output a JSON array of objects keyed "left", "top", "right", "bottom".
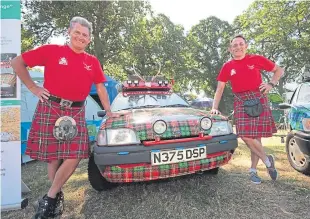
[
  {"left": 211, "top": 35, "right": 284, "bottom": 184},
  {"left": 12, "top": 17, "right": 117, "bottom": 218}
]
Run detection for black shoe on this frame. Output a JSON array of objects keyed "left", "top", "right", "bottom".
[
  {"left": 55, "top": 191, "right": 64, "bottom": 216},
  {"left": 32, "top": 195, "right": 56, "bottom": 219}
]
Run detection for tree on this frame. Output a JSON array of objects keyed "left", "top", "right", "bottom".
[
  {"left": 234, "top": 0, "right": 310, "bottom": 96},
  {"left": 22, "top": 0, "right": 151, "bottom": 70},
  {"left": 120, "top": 14, "right": 186, "bottom": 82},
  {"left": 185, "top": 16, "right": 234, "bottom": 113},
  {"left": 21, "top": 27, "right": 36, "bottom": 53}
]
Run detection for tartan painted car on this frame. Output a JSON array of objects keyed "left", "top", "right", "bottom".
[
  {"left": 88, "top": 77, "right": 238, "bottom": 191},
  {"left": 279, "top": 69, "right": 310, "bottom": 175}
]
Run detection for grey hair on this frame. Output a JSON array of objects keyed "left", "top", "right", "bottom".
[{"left": 69, "top": 16, "right": 92, "bottom": 34}]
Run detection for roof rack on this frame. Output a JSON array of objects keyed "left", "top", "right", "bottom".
[
  {"left": 122, "top": 63, "right": 174, "bottom": 92},
  {"left": 122, "top": 77, "right": 173, "bottom": 91}
]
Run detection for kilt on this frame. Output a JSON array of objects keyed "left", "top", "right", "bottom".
[
  {"left": 25, "top": 99, "right": 90, "bottom": 162},
  {"left": 234, "top": 89, "right": 277, "bottom": 138}
]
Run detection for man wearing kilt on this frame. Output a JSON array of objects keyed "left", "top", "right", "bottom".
[
  {"left": 12, "top": 17, "right": 117, "bottom": 218},
  {"left": 211, "top": 35, "right": 284, "bottom": 184}
]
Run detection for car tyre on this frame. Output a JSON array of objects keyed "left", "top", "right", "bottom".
[
  {"left": 88, "top": 153, "right": 118, "bottom": 191},
  {"left": 206, "top": 167, "right": 220, "bottom": 175},
  {"left": 286, "top": 132, "right": 310, "bottom": 175},
  {"left": 196, "top": 167, "right": 220, "bottom": 175}
]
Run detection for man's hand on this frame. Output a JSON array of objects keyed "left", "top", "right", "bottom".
[
  {"left": 106, "top": 111, "right": 120, "bottom": 118},
  {"left": 259, "top": 83, "right": 273, "bottom": 94},
  {"left": 210, "top": 108, "right": 221, "bottom": 115},
  {"left": 29, "top": 85, "right": 50, "bottom": 102}
]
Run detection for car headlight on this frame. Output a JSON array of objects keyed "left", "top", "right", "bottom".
[
  {"left": 153, "top": 120, "right": 167, "bottom": 135},
  {"left": 200, "top": 117, "right": 212, "bottom": 130},
  {"left": 97, "top": 128, "right": 140, "bottom": 146},
  {"left": 302, "top": 118, "right": 310, "bottom": 131},
  {"left": 209, "top": 121, "right": 233, "bottom": 136}
]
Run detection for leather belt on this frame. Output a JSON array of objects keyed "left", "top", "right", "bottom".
[{"left": 49, "top": 95, "right": 85, "bottom": 107}]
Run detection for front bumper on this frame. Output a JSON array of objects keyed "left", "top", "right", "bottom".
[
  {"left": 94, "top": 133, "right": 238, "bottom": 165},
  {"left": 93, "top": 134, "right": 238, "bottom": 182},
  {"left": 102, "top": 151, "right": 232, "bottom": 183},
  {"left": 293, "top": 130, "right": 310, "bottom": 156}
]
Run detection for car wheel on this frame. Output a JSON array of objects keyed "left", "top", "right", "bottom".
[
  {"left": 206, "top": 167, "right": 220, "bottom": 174},
  {"left": 88, "top": 153, "right": 118, "bottom": 191},
  {"left": 196, "top": 167, "right": 219, "bottom": 175},
  {"left": 286, "top": 132, "right": 310, "bottom": 175}
]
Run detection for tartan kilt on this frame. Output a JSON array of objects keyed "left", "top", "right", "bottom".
[
  {"left": 234, "top": 89, "right": 277, "bottom": 138},
  {"left": 25, "top": 100, "right": 90, "bottom": 161}
]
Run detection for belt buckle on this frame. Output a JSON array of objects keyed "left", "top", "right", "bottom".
[{"left": 60, "top": 99, "right": 73, "bottom": 108}]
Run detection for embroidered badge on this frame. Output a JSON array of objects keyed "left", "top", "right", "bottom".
[
  {"left": 230, "top": 69, "right": 236, "bottom": 76},
  {"left": 59, "top": 57, "right": 68, "bottom": 65},
  {"left": 247, "top": 65, "right": 254, "bottom": 70},
  {"left": 83, "top": 62, "right": 92, "bottom": 71}
]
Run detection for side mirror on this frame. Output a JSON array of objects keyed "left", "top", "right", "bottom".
[
  {"left": 97, "top": 110, "right": 106, "bottom": 117},
  {"left": 278, "top": 103, "right": 291, "bottom": 110}
]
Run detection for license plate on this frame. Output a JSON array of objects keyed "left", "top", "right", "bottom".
[{"left": 151, "top": 146, "right": 207, "bottom": 165}]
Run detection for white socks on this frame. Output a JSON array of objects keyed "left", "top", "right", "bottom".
[
  {"left": 249, "top": 168, "right": 257, "bottom": 173},
  {"left": 264, "top": 157, "right": 271, "bottom": 168}
]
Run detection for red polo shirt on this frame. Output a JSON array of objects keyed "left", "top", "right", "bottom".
[
  {"left": 22, "top": 44, "right": 107, "bottom": 101},
  {"left": 217, "top": 54, "right": 276, "bottom": 93}
]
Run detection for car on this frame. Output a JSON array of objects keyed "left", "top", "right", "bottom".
[
  {"left": 88, "top": 75, "right": 238, "bottom": 191},
  {"left": 279, "top": 66, "right": 310, "bottom": 175},
  {"left": 20, "top": 81, "right": 103, "bottom": 163}
]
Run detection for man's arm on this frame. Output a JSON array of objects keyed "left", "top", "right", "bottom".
[
  {"left": 11, "top": 56, "right": 50, "bottom": 102},
  {"left": 259, "top": 64, "right": 284, "bottom": 94},
  {"left": 269, "top": 64, "right": 284, "bottom": 86},
  {"left": 95, "top": 83, "right": 112, "bottom": 112},
  {"left": 11, "top": 56, "right": 37, "bottom": 90},
  {"left": 211, "top": 81, "right": 226, "bottom": 114}
]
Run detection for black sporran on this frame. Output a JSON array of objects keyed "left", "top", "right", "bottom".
[{"left": 243, "top": 98, "right": 263, "bottom": 117}]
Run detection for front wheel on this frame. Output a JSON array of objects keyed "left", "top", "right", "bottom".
[
  {"left": 196, "top": 167, "right": 219, "bottom": 175},
  {"left": 286, "top": 132, "right": 310, "bottom": 175},
  {"left": 206, "top": 167, "right": 219, "bottom": 175},
  {"left": 88, "top": 153, "right": 118, "bottom": 191}
]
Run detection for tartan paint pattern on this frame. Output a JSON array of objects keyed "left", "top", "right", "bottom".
[
  {"left": 234, "top": 89, "right": 277, "bottom": 138},
  {"left": 102, "top": 151, "right": 232, "bottom": 183},
  {"left": 100, "top": 108, "right": 226, "bottom": 140},
  {"left": 26, "top": 100, "right": 90, "bottom": 161},
  {"left": 288, "top": 105, "right": 310, "bottom": 131}
]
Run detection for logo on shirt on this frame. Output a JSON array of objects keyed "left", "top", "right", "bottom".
[
  {"left": 59, "top": 57, "right": 68, "bottom": 65},
  {"left": 230, "top": 69, "right": 236, "bottom": 76},
  {"left": 247, "top": 65, "right": 255, "bottom": 70},
  {"left": 83, "top": 62, "right": 92, "bottom": 71}
]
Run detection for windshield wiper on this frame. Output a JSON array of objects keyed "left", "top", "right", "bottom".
[
  {"left": 115, "top": 105, "right": 161, "bottom": 111},
  {"left": 163, "top": 104, "right": 189, "bottom": 108},
  {"left": 115, "top": 107, "right": 133, "bottom": 111},
  {"left": 134, "top": 105, "right": 161, "bottom": 109}
]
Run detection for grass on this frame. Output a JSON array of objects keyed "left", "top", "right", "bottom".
[{"left": 2, "top": 134, "right": 310, "bottom": 219}]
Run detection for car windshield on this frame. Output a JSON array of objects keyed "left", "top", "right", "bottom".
[
  {"left": 110, "top": 93, "right": 189, "bottom": 112},
  {"left": 296, "top": 83, "right": 310, "bottom": 103}
]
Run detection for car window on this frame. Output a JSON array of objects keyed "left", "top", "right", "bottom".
[
  {"left": 110, "top": 93, "right": 189, "bottom": 112},
  {"left": 296, "top": 83, "right": 310, "bottom": 103}
]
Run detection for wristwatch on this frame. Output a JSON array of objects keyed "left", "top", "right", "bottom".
[{"left": 268, "top": 82, "right": 276, "bottom": 88}]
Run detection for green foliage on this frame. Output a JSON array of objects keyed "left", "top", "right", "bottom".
[
  {"left": 234, "top": 0, "right": 310, "bottom": 96},
  {"left": 20, "top": 0, "right": 310, "bottom": 114},
  {"left": 185, "top": 16, "right": 234, "bottom": 113}
]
